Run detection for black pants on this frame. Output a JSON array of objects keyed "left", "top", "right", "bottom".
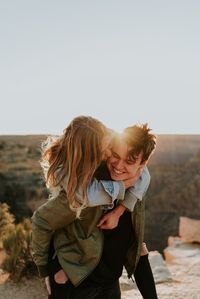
[
  {"left": 49, "top": 272, "right": 120, "bottom": 299},
  {"left": 48, "top": 247, "right": 157, "bottom": 299},
  {"left": 48, "top": 255, "right": 120, "bottom": 299},
  {"left": 49, "top": 280, "right": 120, "bottom": 299},
  {"left": 134, "top": 254, "right": 158, "bottom": 299}
]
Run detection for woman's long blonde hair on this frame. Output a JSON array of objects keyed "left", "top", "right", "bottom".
[{"left": 41, "top": 116, "right": 108, "bottom": 217}]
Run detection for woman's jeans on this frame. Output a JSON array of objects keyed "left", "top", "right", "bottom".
[
  {"left": 49, "top": 278, "right": 121, "bottom": 299},
  {"left": 48, "top": 254, "right": 121, "bottom": 299}
]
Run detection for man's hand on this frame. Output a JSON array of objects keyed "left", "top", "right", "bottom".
[
  {"left": 97, "top": 204, "right": 127, "bottom": 229},
  {"left": 45, "top": 276, "right": 51, "bottom": 295},
  {"left": 54, "top": 269, "right": 68, "bottom": 284}
]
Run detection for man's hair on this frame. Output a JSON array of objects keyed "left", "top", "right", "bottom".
[{"left": 122, "top": 123, "right": 156, "bottom": 163}]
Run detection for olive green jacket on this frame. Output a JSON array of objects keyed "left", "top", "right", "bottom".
[{"left": 31, "top": 190, "right": 145, "bottom": 286}]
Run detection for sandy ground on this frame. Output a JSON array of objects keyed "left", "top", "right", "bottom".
[
  {"left": 0, "top": 249, "right": 46, "bottom": 299},
  {"left": 121, "top": 259, "right": 200, "bottom": 299},
  {"left": 0, "top": 249, "right": 200, "bottom": 299},
  {"left": 0, "top": 275, "right": 46, "bottom": 299}
]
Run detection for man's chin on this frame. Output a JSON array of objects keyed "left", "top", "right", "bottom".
[{"left": 110, "top": 173, "right": 124, "bottom": 181}]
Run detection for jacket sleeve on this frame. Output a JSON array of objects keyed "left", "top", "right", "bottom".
[
  {"left": 31, "top": 190, "right": 76, "bottom": 277},
  {"left": 120, "top": 166, "right": 151, "bottom": 212},
  {"left": 62, "top": 179, "right": 126, "bottom": 209},
  {"left": 86, "top": 179, "right": 125, "bottom": 208}
]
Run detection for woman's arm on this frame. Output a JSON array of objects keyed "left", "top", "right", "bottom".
[
  {"left": 120, "top": 166, "right": 151, "bottom": 211},
  {"left": 97, "top": 167, "right": 151, "bottom": 229},
  {"left": 61, "top": 177, "right": 126, "bottom": 209},
  {"left": 79, "top": 166, "right": 150, "bottom": 214}
]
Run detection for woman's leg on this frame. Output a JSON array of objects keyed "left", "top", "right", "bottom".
[
  {"left": 48, "top": 255, "right": 71, "bottom": 299},
  {"left": 48, "top": 275, "right": 71, "bottom": 299},
  {"left": 47, "top": 238, "right": 71, "bottom": 299}
]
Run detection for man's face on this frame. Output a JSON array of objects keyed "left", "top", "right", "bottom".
[{"left": 106, "top": 137, "right": 144, "bottom": 181}]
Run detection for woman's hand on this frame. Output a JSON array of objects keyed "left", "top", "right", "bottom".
[{"left": 54, "top": 269, "right": 68, "bottom": 284}]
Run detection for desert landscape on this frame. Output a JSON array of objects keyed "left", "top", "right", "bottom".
[
  {"left": 1, "top": 235, "right": 200, "bottom": 299},
  {"left": 0, "top": 134, "right": 200, "bottom": 298}
]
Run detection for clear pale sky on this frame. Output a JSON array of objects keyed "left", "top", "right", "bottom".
[{"left": 0, "top": 0, "right": 200, "bottom": 135}]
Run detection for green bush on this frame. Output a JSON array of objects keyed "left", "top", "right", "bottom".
[
  {"left": 0, "top": 203, "right": 15, "bottom": 247},
  {"left": 2, "top": 218, "right": 37, "bottom": 281}
]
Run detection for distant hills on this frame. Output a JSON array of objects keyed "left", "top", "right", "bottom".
[
  {"left": 150, "top": 134, "right": 200, "bottom": 164},
  {"left": 0, "top": 134, "right": 200, "bottom": 252}
]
